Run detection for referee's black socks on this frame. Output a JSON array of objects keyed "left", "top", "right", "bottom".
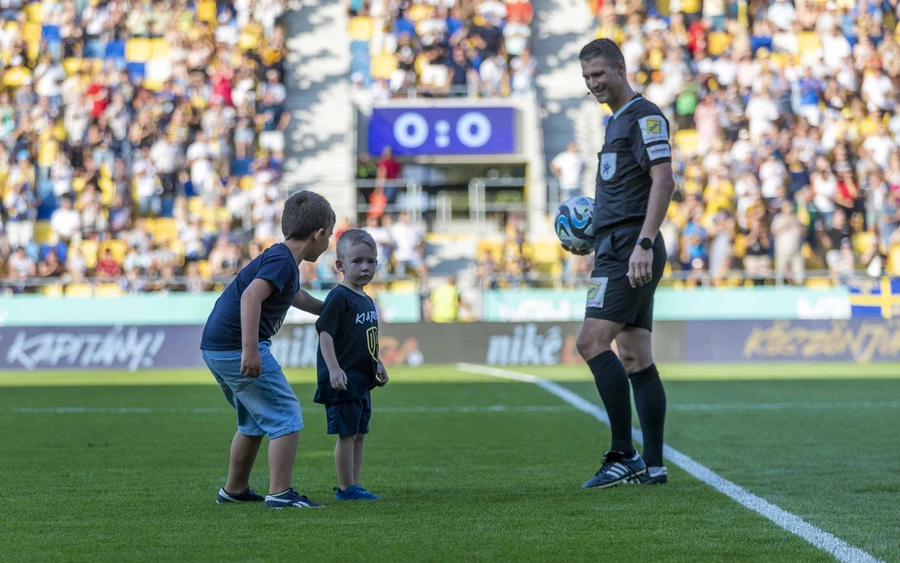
[
  {"left": 587, "top": 351, "right": 635, "bottom": 456},
  {"left": 629, "top": 364, "right": 666, "bottom": 468}
]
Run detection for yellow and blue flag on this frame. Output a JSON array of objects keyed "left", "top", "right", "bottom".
[{"left": 848, "top": 277, "right": 900, "bottom": 319}]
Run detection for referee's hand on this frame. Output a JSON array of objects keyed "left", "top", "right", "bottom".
[
  {"left": 560, "top": 243, "right": 592, "bottom": 256},
  {"left": 628, "top": 246, "right": 653, "bottom": 288}
]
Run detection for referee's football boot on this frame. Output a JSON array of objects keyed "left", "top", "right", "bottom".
[
  {"left": 264, "top": 488, "right": 325, "bottom": 509},
  {"left": 635, "top": 466, "right": 669, "bottom": 485},
  {"left": 582, "top": 450, "right": 647, "bottom": 489},
  {"left": 216, "top": 487, "right": 265, "bottom": 504}
]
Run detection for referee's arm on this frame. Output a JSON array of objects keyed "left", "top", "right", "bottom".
[{"left": 631, "top": 162, "right": 675, "bottom": 288}]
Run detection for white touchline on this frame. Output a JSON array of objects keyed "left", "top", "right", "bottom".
[{"left": 456, "top": 363, "right": 883, "bottom": 563}]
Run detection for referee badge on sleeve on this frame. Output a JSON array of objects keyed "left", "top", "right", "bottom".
[
  {"left": 600, "top": 153, "right": 616, "bottom": 181},
  {"left": 638, "top": 115, "right": 669, "bottom": 144},
  {"left": 586, "top": 277, "right": 609, "bottom": 309}
]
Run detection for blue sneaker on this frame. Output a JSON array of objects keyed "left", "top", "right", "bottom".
[
  {"left": 216, "top": 487, "right": 265, "bottom": 504},
  {"left": 581, "top": 451, "right": 647, "bottom": 489},
  {"left": 264, "top": 488, "right": 325, "bottom": 509},
  {"left": 334, "top": 485, "right": 381, "bottom": 501}
]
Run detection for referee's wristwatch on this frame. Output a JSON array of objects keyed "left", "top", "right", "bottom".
[{"left": 636, "top": 237, "right": 653, "bottom": 251}]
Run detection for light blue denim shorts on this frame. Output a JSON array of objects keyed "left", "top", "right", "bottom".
[{"left": 201, "top": 341, "right": 303, "bottom": 439}]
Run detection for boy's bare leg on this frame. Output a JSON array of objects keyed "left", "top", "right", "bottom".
[
  {"left": 225, "top": 432, "right": 263, "bottom": 494},
  {"left": 335, "top": 435, "right": 357, "bottom": 490},
  {"left": 353, "top": 434, "right": 366, "bottom": 486},
  {"left": 268, "top": 431, "right": 298, "bottom": 493}
]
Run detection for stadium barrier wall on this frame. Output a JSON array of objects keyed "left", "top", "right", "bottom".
[
  {"left": 3, "top": 320, "right": 900, "bottom": 372},
  {"left": 0, "top": 287, "right": 852, "bottom": 327}
]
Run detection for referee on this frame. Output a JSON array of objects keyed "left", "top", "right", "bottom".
[{"left": 564, "top": 39, "right": 675, "bottom": 488}]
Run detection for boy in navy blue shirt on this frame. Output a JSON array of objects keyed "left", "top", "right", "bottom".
[
  {"left": 200, "top": 191, "right": 334, "bottom": 509},
  {"left": 314, "top": 229, "right": 388, "bottom": 501}
]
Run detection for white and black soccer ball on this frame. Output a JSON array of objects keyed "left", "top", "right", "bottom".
[{"left": 555, "top": 196, "right": 596, "bottom": 252}]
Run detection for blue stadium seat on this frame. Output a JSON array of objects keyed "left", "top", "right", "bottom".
[
  {"left": 36, "top": 193, "right": 57, "bottom": 220},
  {"left": 41, "top": 25, "right": 60, "bottom": 41},
  {"left": 231, "top": 156, "right": 252, "bottom": 177},
  {"left": 127, "top": 62, "right": 146, "bottom": 82},
  {"left": 106, "top": 40, "right": 126, "bottom": 61},
  {"left": 41, "top": 242, "right": 67, "bottom": 263},
  {"left": 84, "top": 39, "right": 107, "bottom": 59}
]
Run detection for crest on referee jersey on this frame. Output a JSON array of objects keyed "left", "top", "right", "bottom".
[
  {"left": 600, "top": 153, "right": 617, "bottom": 181},
  {"left": 366, "top": 326, "right": 379, "bottom": 361}
]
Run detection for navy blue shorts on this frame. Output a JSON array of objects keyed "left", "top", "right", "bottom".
[{"left": 326, "top": 392, "right": 371, "bottom": 436}]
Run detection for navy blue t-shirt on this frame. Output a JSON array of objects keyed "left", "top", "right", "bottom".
[
  {"left": 314, "top": 285, "right": 379, "bottom": 405},
  {"left": 200, "top": 243, "right": 299, "bottom": 351}
]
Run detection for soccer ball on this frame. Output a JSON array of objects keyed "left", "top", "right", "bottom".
[{"left": 555, "top": 196, "right": 596, "bottom": 252}]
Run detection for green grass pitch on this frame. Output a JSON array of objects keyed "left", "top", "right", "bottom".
[{"left": 1, "top": 364, "right": 898, "bottom": 562}]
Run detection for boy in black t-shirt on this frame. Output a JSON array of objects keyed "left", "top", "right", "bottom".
[{"left": 315, "top": 229, "right": 389, "bottom": 501}]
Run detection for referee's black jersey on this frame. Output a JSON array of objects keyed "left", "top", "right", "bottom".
[{"left": 593, "top": 95, "right": 672, "bottom": 233}]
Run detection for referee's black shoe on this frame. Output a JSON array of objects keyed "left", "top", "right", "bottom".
[{"left": 581, "top": 450, "right": 647, "bottom": 489}]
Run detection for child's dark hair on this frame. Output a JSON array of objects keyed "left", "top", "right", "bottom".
[
  {"left": 579, "top": 38, "right": 625, "bottom": 67},
  {"left": 336, "top": 229, "right": 377, "bottom": 261},
  {"left": 282, "top": 191, "right": 336, "bottom": 240}
]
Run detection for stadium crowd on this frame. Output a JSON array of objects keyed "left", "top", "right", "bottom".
[
  {"left": 591, "top": 0, "right": 900, "bottom": 284},
  {"left": 0, "top": 0, "right": 297, "bottom": 293},
  {"left": 348, "top": 0, "right": 537, "bottom": 99},
  {"left": 4, "top": 0, "right": 900, "bottom": 293}
]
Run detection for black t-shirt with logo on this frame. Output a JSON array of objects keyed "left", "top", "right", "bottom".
[
  {"left": 314, "top": 285, "right": 379, "bottom": 405},
  {"left": 594, "top": 95, "right": 672, "bottom": 232}
]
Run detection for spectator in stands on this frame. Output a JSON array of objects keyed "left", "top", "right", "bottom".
[
  {"left": 375, "top": 146, "right": 402, "bottom": 201},
  {"left": 50, "top": 196, "right": 81, "bottom": 245},
  {"left": 550, "top": 142, "right": 585, "bottom": 202},
  {"left": 771, "top": 200, "right": 805, "bottom": 284},
  {"left": 37, "top": 248, "right": 65, "bottom": 278},
  {"left": 743, "top": 215, "right": 773, "bottom": 283},
  {"left": 8, "top": 246, "right": 36, "bottom": 283},
  {"left": 390, "top": 211, "right": 427, "bottom": 281}
]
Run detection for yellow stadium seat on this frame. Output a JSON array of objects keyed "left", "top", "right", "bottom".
[
  {"left": 141, "top": 80, "right": 165, "bottom": 92},
  {"left": 349, "top": 17, "right": 374, "bottom": 40},
  {"left": 674, "top": 129, "right": 699, "bottom": 156},
  {"left": 196, "top": 260, "right": 212, "bottom": 280},
  {"left": 81, "top": 240, "right": 99, "bottom": 269},
  {"left": 125, "top": 38, "right": 153, "bottom": 62},
  {"left": 853, "top": 232, "right": 875, "bottom": 256},
  {"left": 95, "top": 283, "right": 123, "bottom": 297},
  {"left": 707, "top": 32, "right": 731, "bottom": 56},
  {"left": 239, "top": 176, "right": 255, "bottom": 190},
  {"left": 798, "top": 32, "right": 821, "bottom": 56},
  {"left": 529, "top": 240, "right": 562, "bottom": 264},
  {"left": 370, "top": 53, "right": 398, "bottom": 79},
  {"left": 23, "top": 21, "right": 41, "bottom": 58},
  {"left": 65, "top": 283, "right": 94, "bottom": 298},
  {"left": 150, "top": 38, "right": 171, "bottom": 59},
  {"left": 99, "top": 239, "right": 128, "bottom": 264},
  {"left": 63, "top": 57, "right": 83, "bottom": 76},
  {"left": 188, "top": 197, "right": 205, "bottom": 216},
  {"left": 34, "top": 221, "right": 55, "bottom": 244},
  {"left": 41, "top": 284, "right": 63, "bottom": 297},
  {"left": 889, "top": 246, "right": 900, "bottom": 276},
  {"left": 806, "top": 278, "right": 833, "bottom": 289},
  {"left": 476, "top": 239, "right": 504, "bottom": 263},
  {"left": 197, "top": 0, "right": 217, "bottom": 24},
  {"left": 154, "top": 218, "right": 178, "bottom": 241},
  {"left": 170, "top": 240, "right": 186, "bottom": 266},
  {"left": 25, "top": 2, "right": 42, "bottom": 23},
  {"left": 770, "top": 52, "right": 792, "bottom": 69}
]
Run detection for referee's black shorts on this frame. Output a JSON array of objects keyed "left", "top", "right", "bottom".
[{"left": 584, "top": 222, "right": 667, "bottom": 331}]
